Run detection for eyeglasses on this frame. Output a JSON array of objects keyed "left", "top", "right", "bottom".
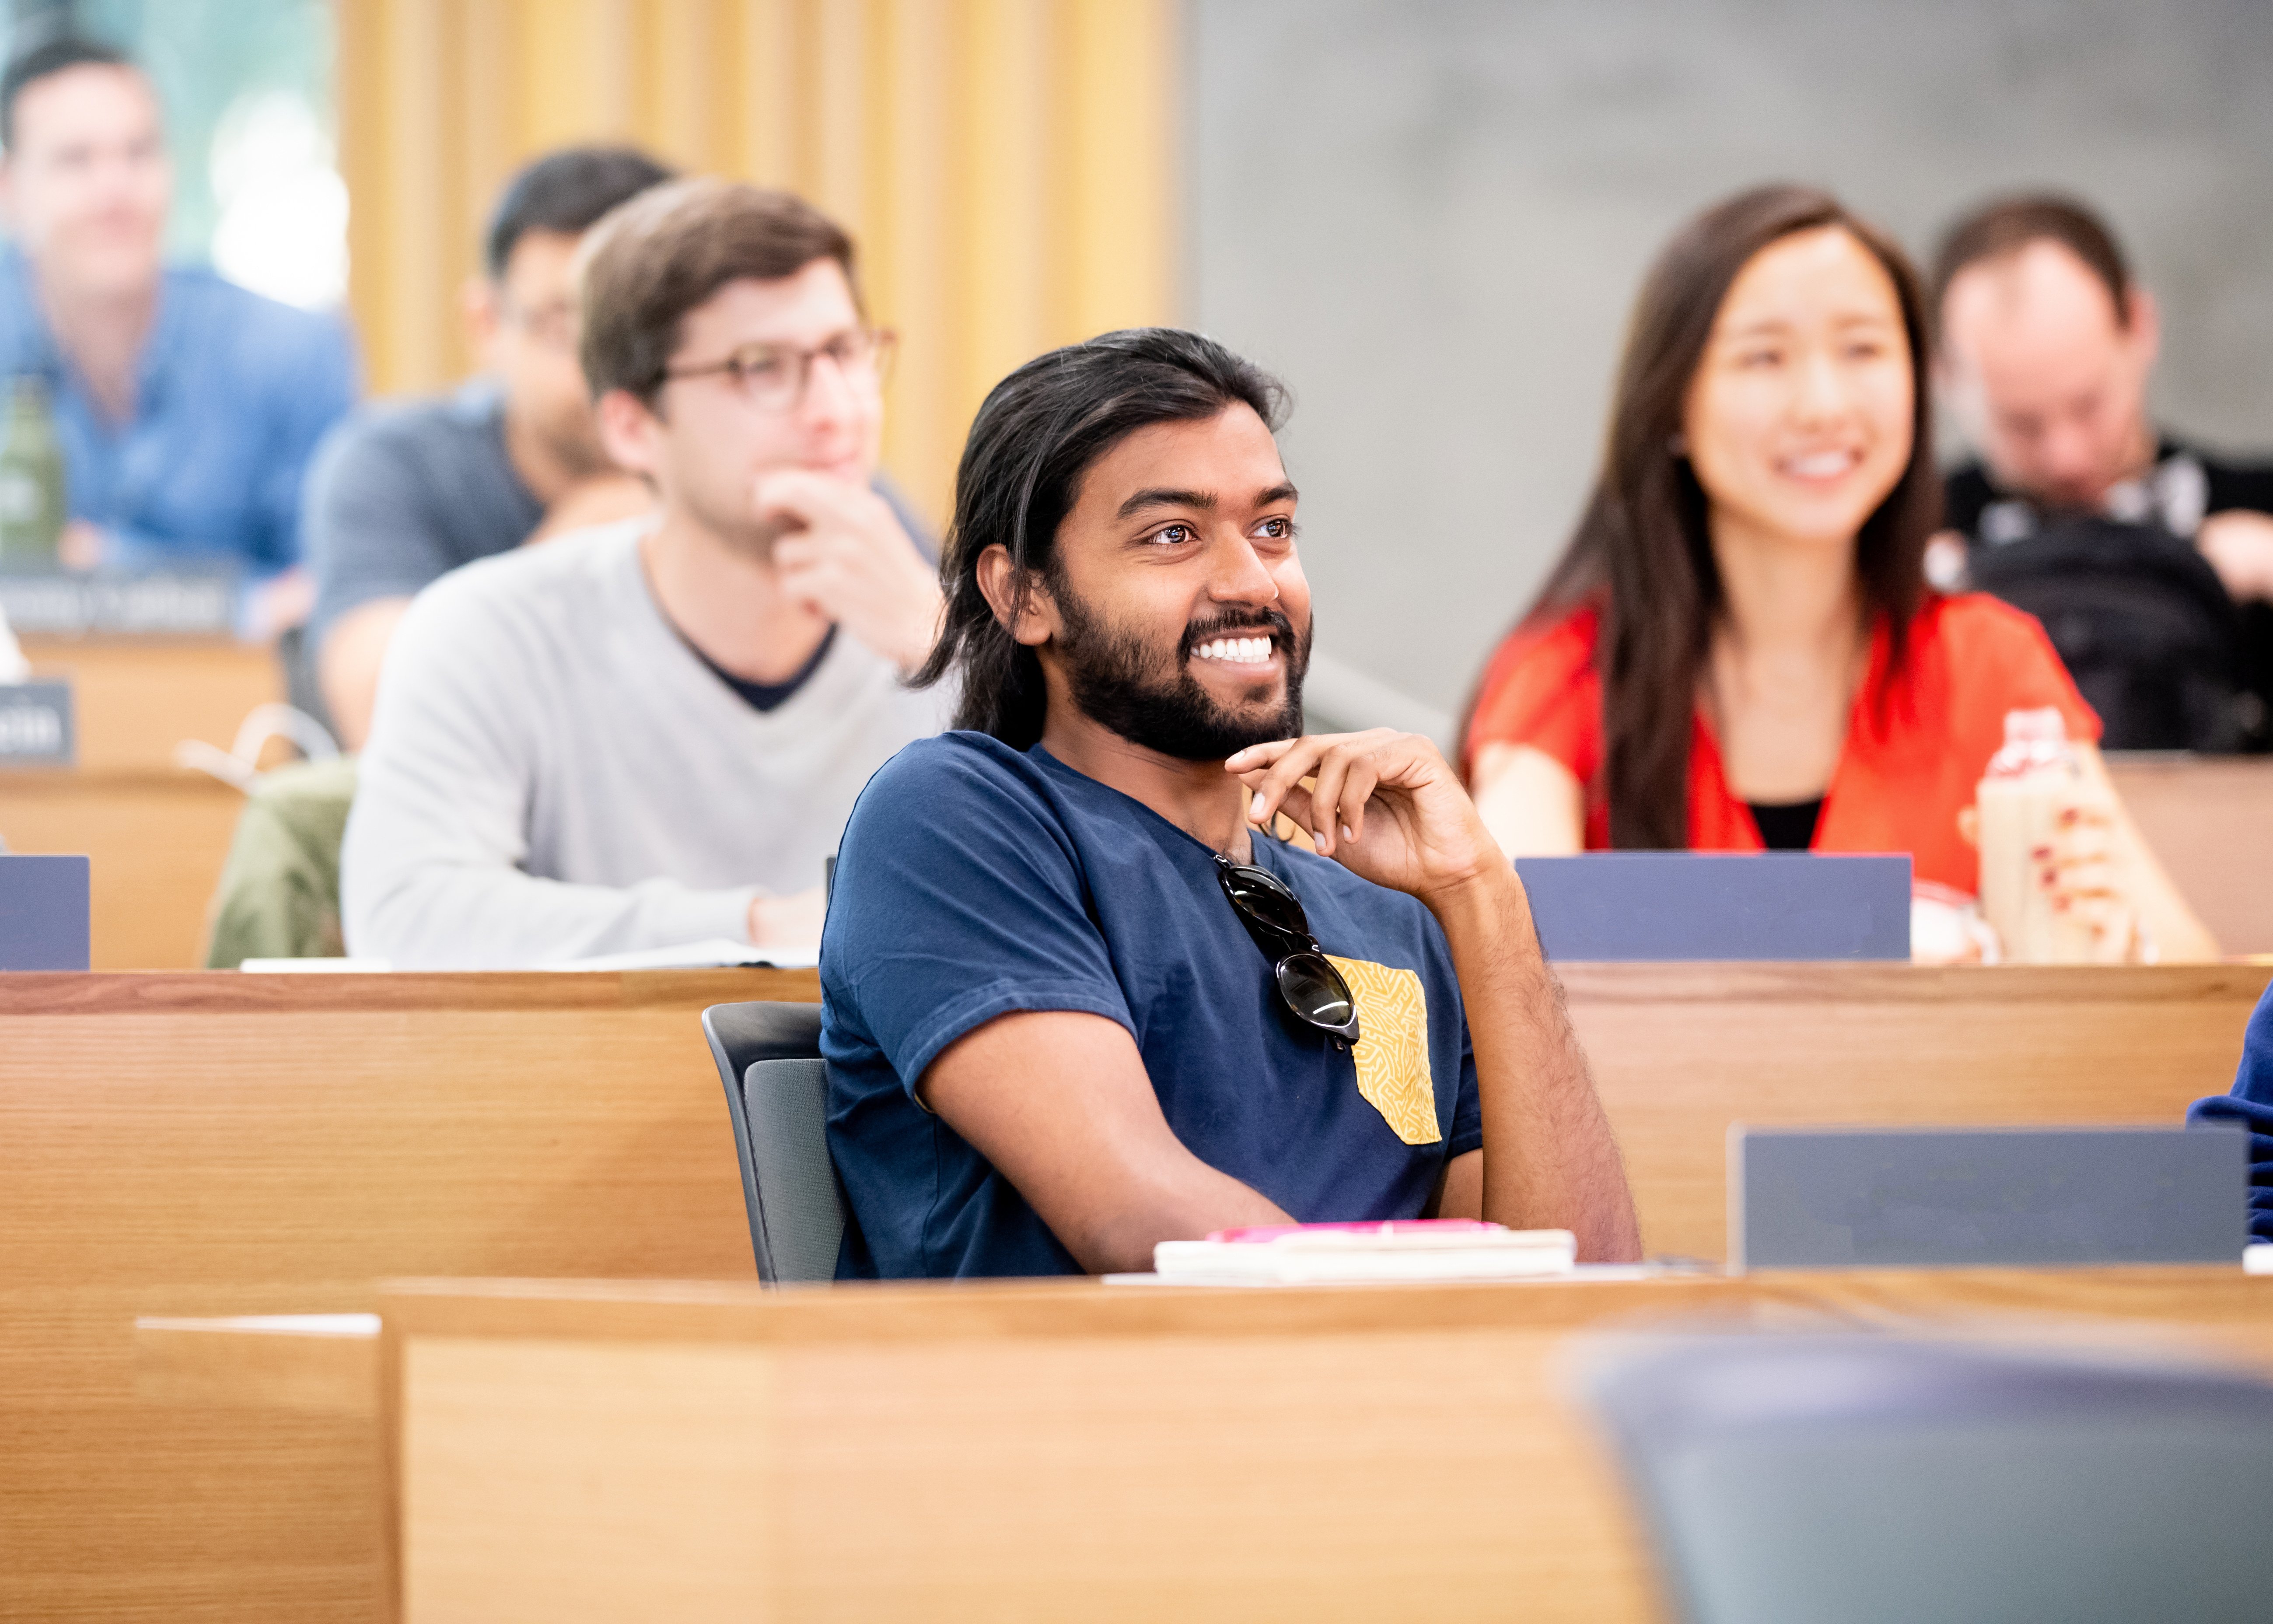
[
  {"left": 1214, "top": 853, "right": 1361, "bottom": 1047},
  {"left": 500, "top": 296, "right": 577, "bottom": 352},
  {"left": 661, "top": 327, "right": 897, "bottom": 413}
]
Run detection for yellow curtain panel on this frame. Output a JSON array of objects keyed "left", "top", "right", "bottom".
[{"left": 337, "top": 0, "right": 1178, "bottom": 525}]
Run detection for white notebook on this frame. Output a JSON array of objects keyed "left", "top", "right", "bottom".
[{"left": 542, "top": 938, "right": 821, "bottom": 973}]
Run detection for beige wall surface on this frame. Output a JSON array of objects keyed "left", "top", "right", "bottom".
[{"left": 339, "top": 0, "right": 1178, "bottom": 529}]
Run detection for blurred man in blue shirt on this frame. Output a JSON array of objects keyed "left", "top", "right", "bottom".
[{"left": 0, "top": 36, "right": 356, "bottom": 632}]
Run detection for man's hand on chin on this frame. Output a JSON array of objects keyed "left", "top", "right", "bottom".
[
  {"left": 1227, "top": 729, "right": 1511, "bottom": 907},
  {"left": 757, "top": 469, "right": 945, "bottom": 673}
]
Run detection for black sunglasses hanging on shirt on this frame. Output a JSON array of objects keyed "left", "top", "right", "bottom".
[{"left": 1214, "top": 852, "right": 1361, "bottom": 1047}]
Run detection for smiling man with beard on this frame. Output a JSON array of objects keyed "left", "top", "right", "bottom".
[{"left": 821, "top": 328, "right": 1640, "bottom": 1279}]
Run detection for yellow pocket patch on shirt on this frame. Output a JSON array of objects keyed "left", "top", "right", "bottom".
[{"left": 1324, "top": 955, "right": 1441, "bottom": 1145}]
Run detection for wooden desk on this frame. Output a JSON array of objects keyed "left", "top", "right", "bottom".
[
  {"left": 142, "top": 1269, "right": 2273, "bottom": 1624},
  {"left": 1564, "top": 961, "right": 2267, "bottom": 1263},
  {"left": 2105, "top": 752, "right": 2273, "bottom": 955},
  {"left": 0, "top": 635, "right": 283, "bottom": 967},
  {"left": 20, "top": 960, "right": 2269, "bottom": 1619},
  {"left": 17, "top": 634, "right": 284, "bottom": 773},
  {"left": 0, "top": 768, "right": 245, "bottom": 966},
  {"left": 0, "top": 967, "right": 806, "bottom": 1624}
]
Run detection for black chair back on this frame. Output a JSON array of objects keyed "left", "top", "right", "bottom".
[{"left": 699, "top": 1001, "right": 844, "bottom": 1284}]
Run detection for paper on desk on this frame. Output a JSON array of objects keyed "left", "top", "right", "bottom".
[
  {"left": 1105, "top": 1262, "right": 1651, "bottom": 1289},
  {"left": 136, "top": 1313, "right": 381, "bottom": 1337},
  {"left": 543, "top": 937, "right": 821, "bottom": 973},
  {"left": 239, "top": 957, "right": 394, "bottom": 973}
]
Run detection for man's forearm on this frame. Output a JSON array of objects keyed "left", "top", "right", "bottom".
[
  {"left": 923, "top": 1009, "right": 1293, "bottom": 1274},
  {"left": 1423, "top": 868, "right": 1641, "bottom": 1262}
]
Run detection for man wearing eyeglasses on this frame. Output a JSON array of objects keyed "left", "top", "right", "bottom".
[
  {"left": 821, "top": 328, "right": 1640, "bottom": 1278},
  {"left": 341, "top": 179, "right": 948, "bottom": 969}
]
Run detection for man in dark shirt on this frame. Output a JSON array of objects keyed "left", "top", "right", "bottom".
[
  {"left": 1932, "top": 194, "right": 2273, "bottom": 747},
  {"left": 821, "top": 329, "right": 1640, "bottom": 1278},
  {"left": 304, "top": 146, "right": 671, "bottom": 747}
]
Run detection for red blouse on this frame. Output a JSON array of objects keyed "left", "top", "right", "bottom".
[{"left": 1464, "top": 593, "right": 2101, "bottom": 896}]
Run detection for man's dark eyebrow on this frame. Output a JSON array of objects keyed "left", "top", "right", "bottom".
[
  {"left": 1256, "top": 482, "right": 1299, "bottom": 506},
  {"left": 1116, "top": 487, "right": 1217, "bottom": 520}
]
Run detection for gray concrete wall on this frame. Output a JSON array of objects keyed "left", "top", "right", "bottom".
[{"left": 1191, "top": 0, "right": 2273, "bottom": 720}]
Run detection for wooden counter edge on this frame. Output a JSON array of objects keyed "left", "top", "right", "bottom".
[
  {"left": 135, "top": 1313, "right": 381, "bottom": 1417},
  {"left": 375, "top": 1266, "right": 2273, "bottom": 1348},
  {"left": 0, "top": 964, "right": 825, "bottom": 1012},
  {"left": 4, "top": 960, "right": 2266, "bottom": 1015},
  {"left": 136, "top": 1267, "right": 2273, "bottom": 1436}
]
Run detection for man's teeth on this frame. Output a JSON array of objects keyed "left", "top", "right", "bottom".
[
  {"left": 1196, "top": 636, "right": 1274, "bottom": 665},
  {"left": 1785, "top": 450, "right": 1857, "bottom": 478}
]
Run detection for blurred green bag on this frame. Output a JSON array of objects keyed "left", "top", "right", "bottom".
[{"left": 202, "top": 757, "right": 358, "bottom": 968}]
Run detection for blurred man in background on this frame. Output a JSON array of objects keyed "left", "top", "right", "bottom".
[
  {"left": 0, "top": 36, "right": 356, "bottom": 633},
  {"left": 341, "top": 179, "right": 948, "bottom": 969},
  {"left": 305, "top": 146, "right": 672, "bottom": 748},
  {"left": 1934, "top": 195, "right": 2273, "bottom": 749}
]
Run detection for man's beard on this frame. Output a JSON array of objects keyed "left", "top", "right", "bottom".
[
  {"left": 1052, "top": 579, "right": 1309, "bottom": 762},
  {"left": 536, "top": 402, "right": 615, "bottom": 482}
]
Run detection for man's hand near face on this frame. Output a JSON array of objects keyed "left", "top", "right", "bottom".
[
  {"left": 1230, "top": 727, "right": 1501, "bottom": 896},
  {"left": 1233, "top": 728, "right": 1642, "bottom": 1262},
  {"left": 757, "top": 469, "right": 944, "bottom": 674}
]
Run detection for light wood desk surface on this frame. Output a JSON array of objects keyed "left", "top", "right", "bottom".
[
  {"left": 0, "top": 769, "right": 245, "bottom": 966},
  {"left": 139, "top": 1268, "right": 2273, "bottom": 1624},
  {"left": 0, "top": 967, "right": 798, "bottom": 1624},
  {"left": 11, "top": 960, "right": 2268, "bottom": 1620},
  {"left": 1562, "top": 960, "right": 2266, "bottom": 1261},
  {"left": 17, "top": 634, "right": 284, "bottom": 772},
  {"left": 1, "top": 635, "right": 283, "bottom": 967}
]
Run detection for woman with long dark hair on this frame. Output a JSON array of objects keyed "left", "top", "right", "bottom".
[{"left": 1462, "top": 185, "right": 2212, "bottom": 961}]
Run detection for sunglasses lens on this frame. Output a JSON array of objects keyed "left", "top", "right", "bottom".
[
  {"left": 1277, "top": 952, "right": 1358, "bottom": 1040},
  {"left": 1220, "top": 866, "right": 1310, "bottom": 937}
]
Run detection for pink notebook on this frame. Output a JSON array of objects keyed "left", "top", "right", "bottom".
[{"left": 1154, "top": 1220, "right": 1577, "bottom": 1286}]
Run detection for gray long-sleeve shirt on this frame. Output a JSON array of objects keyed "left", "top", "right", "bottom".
[{"left": 340, "top": 519, "right": 951, "bottom": 969}]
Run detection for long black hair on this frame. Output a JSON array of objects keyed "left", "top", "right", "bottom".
[
  {"left": 1469, "top": 184, "right": 1941, "bottom": 847},
  {"left": 914, "top": 328, "right": 1288, "bottom": 748}
]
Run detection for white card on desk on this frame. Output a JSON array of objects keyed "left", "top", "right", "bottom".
[{"left": 543, "top": 938, "right": 821, "bottom": 972}]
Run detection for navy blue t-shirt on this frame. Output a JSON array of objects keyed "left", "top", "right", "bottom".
[
  {"left": 2186, "top": 976, "right": 2273, "bottom": 1239},
  {"left": 820, "top": 732, "right": 1485, "bottom": 1279}
]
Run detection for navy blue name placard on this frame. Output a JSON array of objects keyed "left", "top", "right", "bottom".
[
  {"left": 1513, "top": 852, "right": 1910, "bottom": 961},
  {"left": 0, "top": 681, "right": 73, "bottom": 767},
  {"left": 0, "top": 853, "right": 91, "bottom": 970}
]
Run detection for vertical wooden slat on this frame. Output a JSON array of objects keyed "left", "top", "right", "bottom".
[
  {"left": 731, "top": 0, "right": 799, "bottom": 188},
  {"left": 952, "top": 0, "right": 1049, "bottom": 448},
  {"left": 340, "top": 0, "right": 1178, "bottom": 505},
  {"left": 873, "top": 0, "right": 955, "bottom": 522},
  {"left": 335, "top": 0, "right": 389, "bottom": 374},
  {"left": 809, "top": 0, "right": 869, "bottom": 235},
  {"left": 1057, "top": 0, "right": 1177, "bottom": 340},
  {"left": 381, "top": 0, "right": 452, "bottom": 391},
  {"left": 639, "top": 0, "right": 724, "bottom": 168},
  {"left": 453, "top": 0, "right": 519, "bottom": 381}
]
